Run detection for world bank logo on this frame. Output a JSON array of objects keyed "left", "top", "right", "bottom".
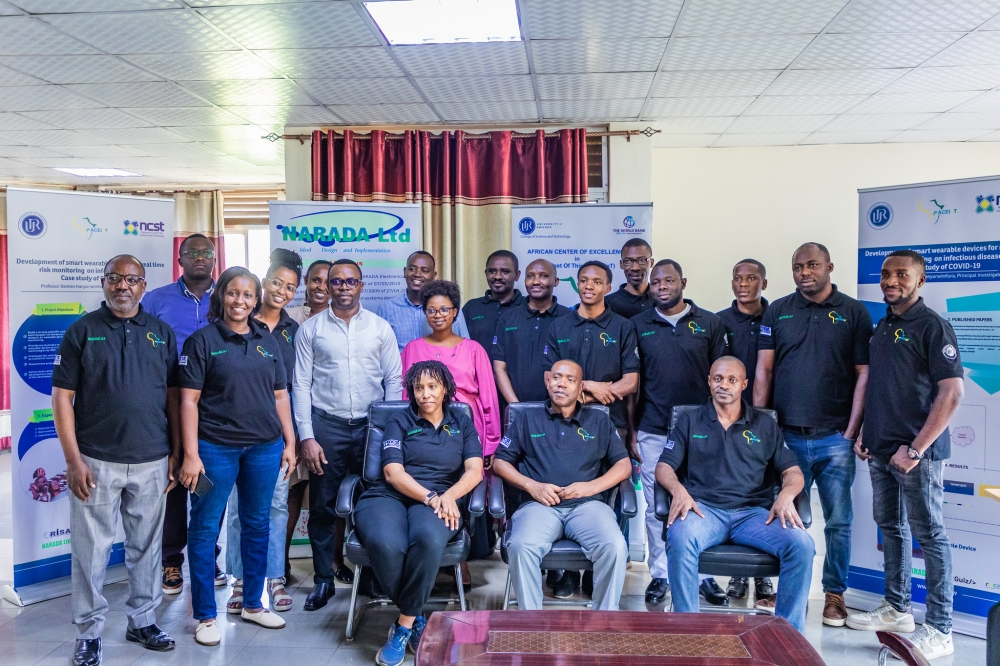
[
  {"left": 17, "top": 212, "right": 46, "bottom": 239},
  {"left": 623, "top": 215, "right": 636, "bottom": 228},
  {"left": 867, "top": 202, "right": 893, "bottom": 230},
  {"left": 518, "top": 217, "right": 536, "bottom": 235},
  {"left": 123, "top": 220, "right": 138, "bottom": 235}
]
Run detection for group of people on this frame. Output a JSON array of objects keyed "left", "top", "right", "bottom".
[{"left": 53, "top": 230, "right": 964, "bottom": 666}]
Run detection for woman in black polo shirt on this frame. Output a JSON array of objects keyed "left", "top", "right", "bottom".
[
  {"left": 178, "top": 266, "right": 296, "bottom": 646},
  {"left": 354, "top": 360, "right": 483, "bottom": 665}
]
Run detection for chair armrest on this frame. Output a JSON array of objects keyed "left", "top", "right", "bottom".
[
  {"left": 794, "top": 490, "right": 812, "bottom": 528},
  {"left": 653, "top": 482, "right": 672, "bottom": 521},
  {"left": 488, "top": 475, "right": 506, "bottom": 520},
  {"left": 467, "top": 478, "right": 487, "bottom": 518},
  {"left": 877, "top": 631, "right": 933, "bottom": 666},
  {"left": 335, "top": 474, "right": 362, "bottom": 520},
  {"left": 618, "top": 478, "right": 637, "bottom": 519}
]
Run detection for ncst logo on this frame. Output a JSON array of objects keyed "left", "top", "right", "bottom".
[
  {"left": 18, "top": 212, "right": 46, "bottom": 238},
  {"left": 518, "top": 217, "right": 536, "bottom": 235},
  {"left": 867, "top": 202, "right": 893, "bottom": 229}
]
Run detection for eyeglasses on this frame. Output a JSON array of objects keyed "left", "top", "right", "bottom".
[
  {"left": 328, "top": 277, "right": 361, "bottom": 288},
  {"left": 425, "top": 306, "right": 455, "bottom": 316},
  {"left": 621, "top": 258, "right": 651, "bottom": 268},
  {"left": 104, "top": 273, "right": 145, "bottom": 286},
  {"left": 180, "top": 249, "right": 215, "bottom": 260},
  {"left": 265, "top": 277, "right": 298, "bottom": 293}
]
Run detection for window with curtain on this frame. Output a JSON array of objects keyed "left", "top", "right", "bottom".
[{"left": 222, "top": 189, "right": 284, "bottom": 282}]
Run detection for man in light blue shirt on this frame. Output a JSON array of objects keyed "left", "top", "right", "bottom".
[{"left": 377, "top": 250, "right": 468, "bottom": 351}]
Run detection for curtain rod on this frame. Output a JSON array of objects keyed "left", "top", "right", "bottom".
[{"left": 264, "top": 127, "right": 661, "bottom": 145}]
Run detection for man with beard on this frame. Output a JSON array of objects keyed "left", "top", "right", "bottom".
[
  {"left": 631, "top": 259, "right": 728, "bottom": 605},
  {"left": 379, "top": 250, "right": 468, "bottom": 352},
  {"left": 846, "top": 250, "right": 962, "bottom": 661},
  {"left": 463, "top": 250, "right": 523, "bottom": 352},
  {"left": 286, "top": 259, "right": 332, "bottom": 323},
  {"left": 606, "top": 239, "right": 655, "bottom": 319},
  {"left": 754, "top": 242, "right": 872, "bottom": 627},
  {"left": 54, "top": 255, "right": 179, "bottom": 666}
]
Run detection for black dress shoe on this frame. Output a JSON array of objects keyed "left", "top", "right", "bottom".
[
  {"left": 126, "top": 624, "right": 175, "bottom": 651},
  {"left": 581, "top": 570, "right": 593, "bottom": 598},
  {"left": 754, "top": 577, "right": 775, "bottom": 599},
  {"left": 545, "top": 570, "right": 565, "bottom": 590},
  {"left": 72, "top": 638, "right": 101, "bottom": 666},
  {"left": 334, "top": 564, "right": 354, "bottom": 584},
  {"left": 552, "top": 571, "right": 579, "bottom": 599},
  {"left": 304, "top": 582, "right": 333, "bottom": 610},
  {"left": 645, "top": 577, "right": 669, "bottom": 603},
  {"left": 727, "top": 576, "right": 748, "bottom": 599},
  {"left": 700, "top": 578, "right": 729, "bottom": 606}
]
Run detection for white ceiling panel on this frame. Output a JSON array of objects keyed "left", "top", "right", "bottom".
[
  {"left": 123, "top": 106, "right": 247, "bottom": 126},
  {"left": 0, "top": 65, "right": 46, "bottom": 86},
  {"left": 19, "top": 108, "right": 153, "bottom": 129},
  {"left": 652, "top": 117, "right": 737, "bottom": 133},
  {"left": 882, "top": 65, "right": 1000, "bottom": 93},
  {"left": 46, "top": 144, "right": 148, "bottom": 158},
  {"left": 799, "top": 131, "right": 899, "bottom": 144},
  {"left": 200, "top": 3, "right": 379, "bottom": 49},
  {"left": 950, "top": 90, "right": 1000, "bottom": 111},
  {"left": 537, "top": 72, "right": 654, "bottom": 100},
  {"left": 0, "top": 55, "right": 159, "bottom": 84},
  {"left": 0, "top": 129, "right": 107, "bottom": 145},
  {"left": 822, "top": 113, "right": 936, "bottom": 131},
  {"left": 970, "top": 130, "right": 1000, "bottom": 140},
  {"left": 728, "top": 114, "right": 837, "bottom": 133},
  {"left": 0, "top": 145, "right": 70, "bottom": 157},
  {"left": 744, "top": 95, "right": 867, "bottom": 115},
  {"left": 392, "top": 43, "right": 529, "bottom": 77},
  {"left": 849, "top": 90, "right": 980, "bottom": 113},
  {"left": 645, "top": 96, "right": 757, "bottom": 117},
  {"left": 415, "top": 76, "right": 535, "bottom": 103},
  {"left": 221, "top": 105, "right": 339, "bottom": 125},
  {"left": 651, "top": 133, "right": 722, "bottom": 147},
  {"left": 125, "top": 142, "right": 227, "bottom": 157},
  {"left": 436, "top": 101, "right": 538, "bottom": 122},
  {"left": 80, "top": 126, "right": 190, "bottom": 144},
  {"left": 252, "top": 48, "right": 401, "bottom": 79},
  {"left": 44, "top": 10, "right": 237, "bottom": 54},
  {"left": 327, "top": 104, "right": 440, "bottom": 125},
  {"left": 65, "top": 81, "right": 211, "bottom": 107},
  {"left": 764, "top": 68, "right": 908, "bottom": 96},
  {"left": 166, "top": 124, "right": 273, "bottom": 142},
  {"left": 0, "top": 16, "right": 99, "bottom": 55},
  {"left": 0, "top": 112, "right": 57, "bottom": 130},
  {"left": 178, "top": 79, "right": 315, "bottom": 106},
  {"left": 914, "top": 112, "right": 1000, "bottom": 130},
  {"left": 662, "top": 35, "right": 814, "bottom": 71},
  {"left": 793, "top": 33, "right": 963, "bottom": 69},
  {"left": 530, "top": 39, "right": 666, "bottom": 74},
  {"left": 296, "top": 78, "right": 424, "bottom": 105},
  {"left": 714, "top": 133, "right": 809, "bottom": 146},
  {"left": 828, "top": 0, "right": 1000, "bottom": 34},
  {"left": 123, "top": 51, "right": 280, "bottom": 81},
  {"left": 541, "top": 99, "right": 644, "bottom": 120},
  {"left": 926, "top": 31, "right": 1000, "bottom": 66},
  {"left": 524, "top": 0, "right": 683, "bottom": 39},
  {"left": 885, "top": 129, "right": 992, "bottom": 142},
  {"left": 9, "top": 1, "right": 181, "bottom": 12},
  {"left": 679, "top": 0, "right": 845, "bottom": 37},
  {"left": 0, "top": 85, "right": 105, "bottom": 111},
  {"left": 652, "top": 70, "right": 779, "bottom": 97}
]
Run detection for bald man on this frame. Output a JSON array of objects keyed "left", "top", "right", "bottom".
[{"left": 493, "top": 360, "right": 632, "bottom": 610}]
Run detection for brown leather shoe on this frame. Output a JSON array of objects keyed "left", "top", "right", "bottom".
[{"left": 823, "top": 591, "right": 848, "bottom": 626}]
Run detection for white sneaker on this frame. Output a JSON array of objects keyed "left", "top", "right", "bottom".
[
  {"left": 891, "top": 624, "right": 954, "bottom": 661},
  {"left": 195, "top": 620, "right": 221, "bottom": 646},
  {"left": 241, "top": 608, "right": 286, "bottom": 629},
  {"left": 845, "top": 600, "right": 916, "bottom": 632}
]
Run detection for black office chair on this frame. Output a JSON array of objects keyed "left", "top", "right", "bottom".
[
  {"left": 488, "top": 401, "right": 637, "bottom": 609},
  {"left": 988, "top": 601, "right": 1000, "bottom": 666},
  {"left": 334, "top": 400, "right": 487, "bottom": 642},
  {"left": 653, "top": 404, "right": 812, "bottom": 613}
]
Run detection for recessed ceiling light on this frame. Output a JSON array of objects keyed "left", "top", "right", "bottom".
[
  {"left": 364, "top": 0, "right": 522, "bottom": 45},
  {"left": 53, "top": 168, "right": 142, "bottom": 178}
]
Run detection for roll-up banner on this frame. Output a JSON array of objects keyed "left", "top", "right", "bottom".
[
  {"left": 853, "top": 176, "right": 1000, "bottom": 638},
  {"left": 4, "top": 188, "right": 174, "bottom": 606}
]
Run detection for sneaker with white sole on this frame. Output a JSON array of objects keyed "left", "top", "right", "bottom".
[
  {"left": 241, "top": 608, "right": 286, "bottom": 629},
  {"left": 194, "top": 620, "right": 220, "bottom": 646},
  {"left": 893, "top": 624, "right": 954, "bottom": 661},
  {"left": 845, "top": 599, "right": 915, "bottom": 632}
]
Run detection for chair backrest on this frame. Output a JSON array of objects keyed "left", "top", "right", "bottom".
[
  {"left": 364, "top": 400, "right": 475, "bottom": 484},
  {"left": 669, "top": 404, "right": 778, "bottom": 431},
  {"left": 504, "top": 401, "right": 610, "bottom": 431}
]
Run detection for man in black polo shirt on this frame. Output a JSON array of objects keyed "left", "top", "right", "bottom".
[
  {"left": 657, "top": 356, "right": 814, "bottom": 632},
  {"left": 493, "top": 259, "right": 570, "bottom": 403},
  {"left": 53, "top": 255, "right": 179, "bottom": 666},
  {"left": 462, "top": 249, "right": 523, "bottom": 351},
  {"left": 632, "top": 259, "right": 728, "bottom": 604},
  {"left": 605, "top": 238, "right": 655, "bottom": 319},
  {"left": 494, "top": 359, "right": 632, "bottom": 611},
  {"left": 754, "top": 242, "right": 871, "bottom": 627},
  {"left": 846, "top": 250, "right": 963, "bottom": 660}
]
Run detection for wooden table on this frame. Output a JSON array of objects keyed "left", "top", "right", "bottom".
[{"left": 416, "top": 610, "right": 826, "bottom": 665}]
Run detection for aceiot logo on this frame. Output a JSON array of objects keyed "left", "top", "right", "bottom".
[
  {"left": 867, "top": 202, "right": 893, "bottom": 229},
  {"left": 518, "top": 217, "right": 536, "bottom": 235},
  {"left": 17, "top": 212, "right": 46, "bottom": 238}
]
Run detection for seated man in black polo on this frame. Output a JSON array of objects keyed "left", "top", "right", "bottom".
[
  {"left": 493, "top": 359, "right": 632, "bottom": 610},
  {"left": 656, "top": 356, "right": 814, "bottom": 632}
]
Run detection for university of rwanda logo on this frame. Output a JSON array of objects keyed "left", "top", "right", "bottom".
[
  {"left": 147, "top": 332, "right": 165, "bottom": 347},
  {"left": 577, "top": 428, "right": 595, "bottom": 441},
  {"left": 828, "top": 311, "right": 846, "bottom": 324},
  {"left": 256, "top": 346, "right": 274, "bottom": 358},
  {"left": 599, "top": 332, "right": 617, "bottom": 346},
  {"left": 894, "top": 328, "right": 911, "bottom": 343},
  {"left": 688, "top": 321, "right": 704, "bottom": 334},
  {"left": 124, "top": 220, "right": 138, "bottom": 235},
  {"left": 743, "top": 430, "right": 760, "bottom": 446}
]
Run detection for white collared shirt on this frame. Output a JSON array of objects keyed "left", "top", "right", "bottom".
[{"left": 292, "top": 304, "right": 403, "bottom": 438}]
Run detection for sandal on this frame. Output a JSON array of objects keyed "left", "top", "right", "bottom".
[
  {"left": 226, "top": 579, "right": 243, "bottom": 614},
  {"left": 269, "top": 578, "right": 293, "bottom": 612}
]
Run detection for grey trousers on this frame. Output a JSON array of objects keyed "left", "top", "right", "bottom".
[
  {"left": 71, "top": 455, "right": 168, "bottom": 640},
  {"left": 507, "top": 500, "right": 628, "bottom": 611}
]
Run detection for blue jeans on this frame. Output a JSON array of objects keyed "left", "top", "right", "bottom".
[
  {"left": 782, "top": 429, "right": 855, "bottom": 594},
  {"left": 226, "top": 468, "right": 289, "bottom": 579},
  {"left": 870, "top": 456, "right": 953, "bottom": 633},
  {"left": 666, "top": 505, "right": 815, "bottom": 631},
  {"left": 189, "top": 439, "right": 283, "bottom": 621}
]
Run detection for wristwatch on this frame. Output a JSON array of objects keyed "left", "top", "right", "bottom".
[
  {"left": 424, "top": 491, "right": 438, "bottom": 505},
  {"left": 906, "top": 446, "right": 924, "bottom": 461}
]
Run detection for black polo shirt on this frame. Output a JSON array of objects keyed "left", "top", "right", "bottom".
[
  {"left": 178, "top": 318, "right": 287, "bottom": 447},
  {"left": 717, "top": 298, "right": 769, "bottom": 401},
  {"left": 491, "top": 298, "right": 571, "bottom": 402},
  {"left": 363, "top": 405, "right": 483, "bottom": 502},
  {"left": 633, "top": 300, "right": 729, "bottom": 435},
  {"left": 605, "top": 283, "right": 654, "bottom": 320},
  {"left": 496, "top": 402, "right": 628, "bottom": 509},
  {"left": 463, "top": 289, "right": 523, "bottom": 351},
  {"left": 659, "top": 401, "right": 799, "bottom": 510},
  {"left": 256, "top": 309, "right": 299, "bottom": 392},
  {"left": 542, "top": 308, "right": 640, "bottom": 429},
  {"left": 52, "top": 303, "right": 178, "bottom": 464},
  {"left": 865, "top": 299, "right": 963, "bottom": 462},
  {"left": 758, "top": 286, "right": 872, "bottom": 430}
]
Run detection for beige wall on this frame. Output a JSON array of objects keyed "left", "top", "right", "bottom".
[{"left": 651, "top": 142, "right": 1000, "bottom": 312}]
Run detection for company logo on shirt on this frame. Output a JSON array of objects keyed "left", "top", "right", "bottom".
[
  {"left": 557, "top": 338, "right": 571, "bottom": 344},
  {"left": 530, "top": 433, "right": 545, "bottom": 438},
  {"left": 743, "top": 430, "right": 761, "bottom": 446},
  {"left": 778, "top": 315, "right": 793, "bottom": 320},
  {"left": 407, "top": 428, "right": 423, "bottom": 436},
  {"left": 442, "top": 424, "right": 460, "bottom": 436},
  {"left": 179, "top": 356, "right": 188, "bottom": 365},
  {"left": 692, "top": 434, "right": 708, "bottom": 439},
  {"left": 599, "top": 332, "right": 617, "bottom": 346},
  {"left": 577, "top": 428, "right": 595, "bottom": 441},
  {"left": 87, "top": 336, "right": 106, "bottom": 342},
  {"left": 828, "top": 311, "right": 846, "bottom": 324},
  {"left": 664, "top": 439, "right": 675, "bottom": 450},
  {"left": 53, "top": 355, "right": 61, "bottom": 366},
  {"left": 760, "top": 326, "right": 772, "bottom": 336},
  {"left": 147, "top": 332, "right": 165, "bottom": 348},
  {"left": 256, "top": 346, "right": 274, "bottom": 358},
  {"left": 471, "top": 315, "right": 484, "bottom": 321},
  {"left": 500, "top": 436, "right": 512, "bottom": 448},
  {"left": 282, "top": 330, "right": 293, "bottom": 344},
  {"left": 383, "top": 439, "right": 401, "bottom": 450},
  {"left": 688, "top": 321, "right": 704, "bottom": 334},
  {"left": 640, "top": 330, "right": 656, "bottom": 337},
  {"left": 943, "top": 344, "right": 958, "bottom": 360},
  {"left": 894, "top": 328, "right": 911, "bottom": 343},
  {"left": 211, "top": 350, "right": 227, "bottom": 356}
]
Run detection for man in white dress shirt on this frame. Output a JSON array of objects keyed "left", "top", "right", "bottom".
[{"left": 293, "top": 259, "right": 403, "bottom": 610}]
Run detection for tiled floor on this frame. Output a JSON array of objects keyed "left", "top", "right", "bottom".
[{"left": 0, "top": 451, "right": 989, "bottom": 665}]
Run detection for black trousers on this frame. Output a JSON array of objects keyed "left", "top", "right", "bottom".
[
  {"left": 308, "top": 409, "right": 366, "bottom": 585},
  {"left": 354, "top": 495, "right": 459, "bottom": 617}
]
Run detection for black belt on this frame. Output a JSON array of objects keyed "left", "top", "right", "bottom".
[
  {"left": 783, "top": 425, "right": 838, "bottom": 437},
  {"left": 311, "top": 406, "right": 368, "bottom": 427}
]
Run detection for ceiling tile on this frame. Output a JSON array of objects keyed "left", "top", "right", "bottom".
[
  {"left": 392, "top": 42, "right": 528, "bottom": 77},
  {"left": 969, "top": 130, "right": 1000, "bottom": 140},
  {"left": 9, "top": 1, "right": 181, "bottom": 12},
  {"left": 537, "top": 72, "right": 654, "bottom": 100},
  {"left": 914, "top": 112, "right": 1000, "bottom": 130},
  {"left": 415, "top": 75, "right": 534, "bottom": 103},
  {"left": 651, "top": 133, "right": 721, "bottom": 147},
  {"left": 0, "top": 145, "right": 70, "bottom": 157},
  {"left": 65, "top": 81, "right": 211, "bottom": 107},
  {"left": 0, "top": 112, "right": 58, "bottom": 130},
  {"left": 252, "top": 48, "right": 401, "bottom": 79},
  {"left": 883, "top": 65, "right": 1000, "bottom": 93},
  {"left": 764, "top": 68, "right": 908, "bottom": 95},
  {"left": 950, "top": 90, "right": 1000, "bottom": 111},
  {"left": 0, "top": 16, "right": 100, "bottom": 55},
  {"left": 530, "top": 39, "right": 666, "bottom": 74},
  {"left": 436, "top": 101, "right": 539, "bottom": 122},
  {"left": 541, "top": 99, "right": 643, "bottom": 120},
  {"left": 221, "top": 105, "right": 339, "bottom": 125},
  {"left": 885, "top": 128, "right": 993, "bottom": 142},
  {"left": 744, "top": 95, "right": 867, "bottom": 115},
  {"left": 122, "top": 106, "right": 246, "bottom": 126},
  {"left": 823, "top": 113, "right": 937, "bottom": 131},
  {"left": 165, "top": 124, "right": 273, "bottom": 142},
  {"left": 178, "top": 79, "right": 314, "bottom": 105},
  {"left": 662, "top": 35, "right": 814, "bottom": 70},
  {"left": 728, "top": 114, "right": 837, "bottom": 133},
  {"left": 0, "top": 85, "right": 105, "bottom": 111},
  {"left": 0, "top": 64, "right": 45, "bottom": 86},
  {"left": 200, "top": 3, "right": 379, "bottom": 49},
  {"left": 652, "top": 70, "right": 779, "bottom": 97},
  {"left": 122, "top": 51, "right": 280, "bottom": 81},
  {"left": 124, "top": 142, "right": 227, "bottom": 157},
  {"left": 714, "top": 133, "right": 809, "bottom": 146},
  {"left": 794, "top": 33, "right": 963, "bottom": 68},
  {"left": 798, "top": 131, "right": 900, "bottom": 144},
  {"left": 0, "top": 55, "right": 159, "bottom": 84},
  {"left": 652, "top": 117, "right": 736, "bottom": 133},
  {"left": 644, "top": 96, "right": 757, "bottom": 117},
  {"left": 0, "top": 129, "right": 106, "bottom": 145},
  {"left": 678, "top": 0, "right": 844, "bottom": 36},
  {"left": 296, "top": 78, "right": 423, "bottom": 104},
  {"left": 828, "top": 0, "right": 1000, "bottom": 33},
  {"left": 327, "top": 104, "right": 440, "bottom": 125},
  {"left": 849, "top": 90, "right": 980, "bottom": 113},
  {"left": 926, "top": 31, "right": 1000, "bottom": 66},
  {"left": 45, "top": 144, "right": 148, "bottom": 158},
  {"left": 44, "top": 10, "right": 236, "bottom": 54},
  {"left": 524, "top": 0, "right": 683, "bottom": 39},
  {"left": 19, "top": 108, "right": 153, "bottom": 129},
  {"left": 80, "top": 126, "right": 190, "bottom": 144}
]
